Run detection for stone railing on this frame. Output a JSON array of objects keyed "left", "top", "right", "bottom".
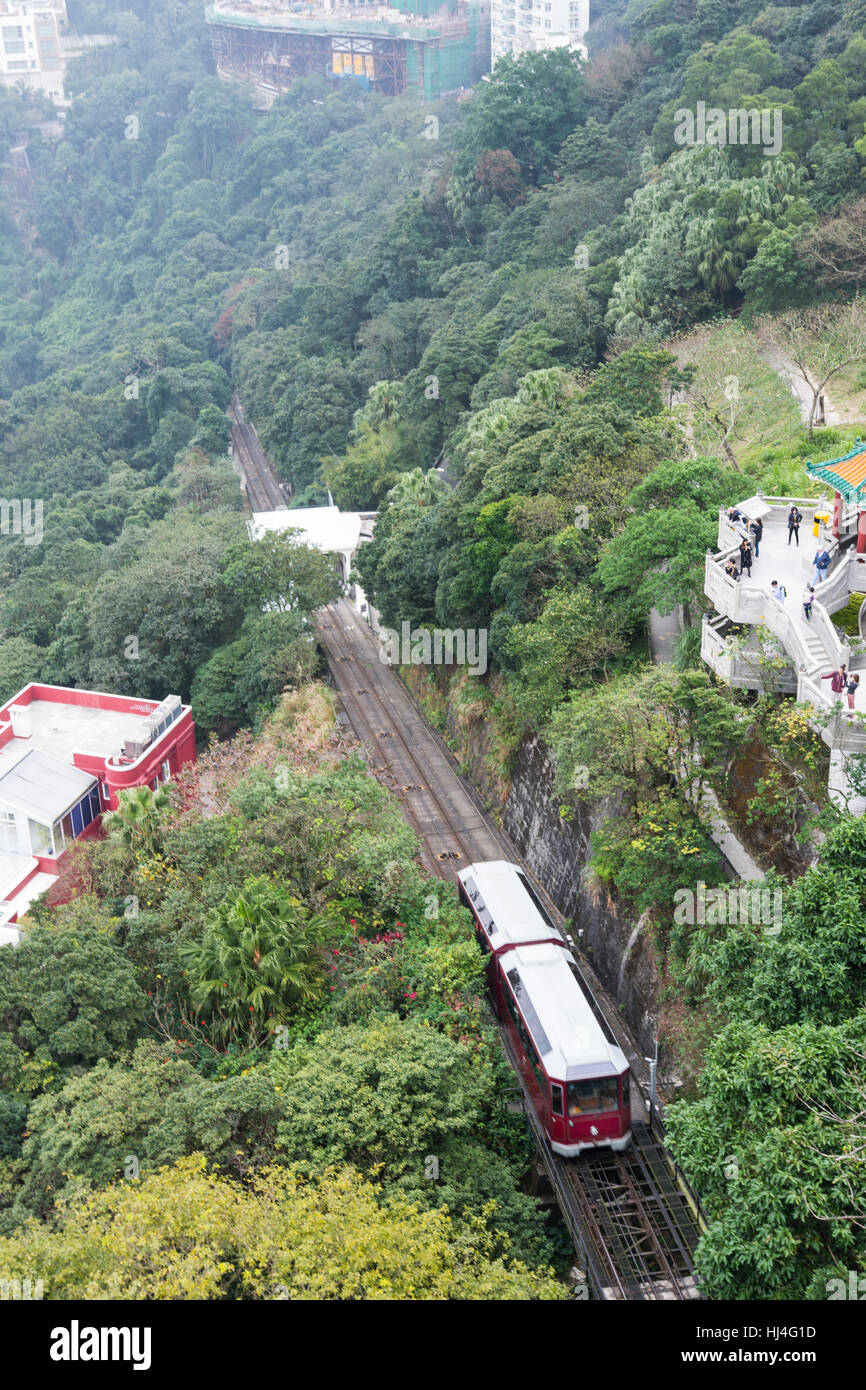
[
  {"left": 701, "top": 614, "right": 796, "bottom": 692},
  {"left": 705, "top": 551, "right": 850, "bottom": 681},
  {"left": 718, "top": 496, "right": 860, "bottom": 553},
  {"left": 811, "top": 548, "right": 854, "bottom": 615},
  {"left": 798, "top": 674, "right": 866, "bottom": 752}
]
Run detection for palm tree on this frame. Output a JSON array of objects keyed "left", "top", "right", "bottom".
[
  {"left": 102, "top": 784, "right": 171, "bottom": 857},
  {"left": 385, "top": 467, "right": 445, "bottom": 509},
  {"left": 179, "top": 877, "right": 328, "bottom": 1046}
]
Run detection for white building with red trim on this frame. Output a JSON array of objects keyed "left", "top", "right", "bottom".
[{"left": 0, "top": 684, "right": 196, "bottom": 942}]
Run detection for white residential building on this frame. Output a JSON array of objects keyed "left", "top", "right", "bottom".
[
  {"left": 490, "top": 0, "right": 588, "bottom": 65},
  {"left": 0, "top": 0, "right": 66, "bottom": 98}
]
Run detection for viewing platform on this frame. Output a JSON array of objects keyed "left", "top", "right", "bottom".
[{"left": 702, "top": 446, "right": 866, "bottom": 810}]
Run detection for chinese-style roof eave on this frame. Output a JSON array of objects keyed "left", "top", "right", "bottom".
[{"left": 806, "top": 442, "right": 866, "bottom": 504}]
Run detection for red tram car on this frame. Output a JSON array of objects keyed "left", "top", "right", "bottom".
[{"left": 457, "top": 860, "right": 632, "bottom": 1157}]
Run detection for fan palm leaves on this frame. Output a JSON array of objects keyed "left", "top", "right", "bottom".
[
  {"left": 385, "top": 467, "right": 445, "bottom": 509},
  {"left": 179, "top": 876, "right": 330, "bottom": 1045},
  {"left": 608, "top": 146, "right": 808, "bottom": 334},
  {"left": 102, "top": 784, "right": 171, "bottom": 857}
]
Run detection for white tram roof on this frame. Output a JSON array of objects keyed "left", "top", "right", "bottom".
[
  {"left": 458, "top": 860, "right": 566, "bottom": 949},
  {"left": 505, "top": 942, "right": 629, "bottom": 1082}
]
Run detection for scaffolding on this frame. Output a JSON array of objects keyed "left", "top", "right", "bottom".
[{"left": 205, "top": 1, "right": 489, "bottom": 100}]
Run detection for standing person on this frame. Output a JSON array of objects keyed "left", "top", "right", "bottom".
[
  {"left": 821, "top": 665, "right": 847, "bottom": 695},
  {"left": 750, "top": 516, "right": 763, "bottom": 558},
  {"left": 846, "top": 672, "right": 861, "bottom": 718},
  {"left": 813, "top": 548, "right": 831, "bottom": 586},
  {"left": 803, "top": 584, "right": 815, "bottom": 620},
  {"left": 770, "top": 580, "right": 786, "bottom": 604},
  {"left": 787, "top": 504, "right": 802, "bottom": 546},
  {"left": 739, "top": 538, "right": 753, "bottom": 577}
]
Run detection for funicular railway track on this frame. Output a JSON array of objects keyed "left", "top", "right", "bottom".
[
  {"left": 317, "top": 603, "right": 503, "bottom": 877},
  {"left": 229, "top": 397, "right": 288, "bottom": 512},
  {"left": 564, "top": 1134, "right": 701, "bottom": 1300},
  {"left": 317, "top": 598, "right": 705, "bottom": 1301}
]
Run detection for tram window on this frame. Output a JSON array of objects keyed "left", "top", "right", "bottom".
[
  {"left": 621, "top": 1075, "right": 630, "bottom": 1108},
  {"left": 475, "top": 926, "right": 490, "bottom": 954},
  {"left": 566, "top": 1077, "right": 620, "bottom": 1116},
  {"left": 506, "top": 992, "right": 545, "bottom": 1087},
  {"left": 551, "top": 1085, "right": 563, "bottom": 1116}
]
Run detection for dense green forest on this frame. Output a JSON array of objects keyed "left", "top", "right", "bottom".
[
  {"left": 0, "top": 0, "right": 864, "bottom": 1299},
  {"left": 0, "top": 690, "right": 564, "bottom": 1296}
]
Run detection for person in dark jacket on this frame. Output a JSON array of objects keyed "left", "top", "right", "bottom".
[
  {"left": 750, "top": 516, "right": 763, "bottom": 557},
  {"left": 813, "top": 549, "right": 831, "bottom": 585},
  {"left": 787, "top": 505, "right": 802, "bottom": 546},
  {"left": 739, "top": 539, "right": 753, "bottom": 577},
  {"left": 846, "top": 672, "right": 860, "bottom": 718}
]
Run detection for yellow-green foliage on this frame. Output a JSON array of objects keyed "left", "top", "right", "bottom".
[{"left": 0, "top": 1155, "right": 566, "bottom": 1301}]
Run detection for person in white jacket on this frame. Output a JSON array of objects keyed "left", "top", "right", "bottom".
[{"left": 803, "top": 584, "right": 815, "bottom": 621}]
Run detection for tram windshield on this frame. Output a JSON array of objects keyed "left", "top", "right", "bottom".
[{"left": 566, "top": 1077, "right": 620, "bottom": 1116}]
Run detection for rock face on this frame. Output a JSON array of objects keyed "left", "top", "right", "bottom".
[{"left": 502, "top": 733, "right": 660, "bottom": 1056}]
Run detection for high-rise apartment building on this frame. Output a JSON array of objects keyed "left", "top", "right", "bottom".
[
  {"left": 490, "top": 0, "right": 588, "bottom": 64},
  {"left": 0, "top": 0, "right": 66, "bottom": 98}
]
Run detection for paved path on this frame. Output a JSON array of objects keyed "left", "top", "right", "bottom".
[
  {"left": 700, "top": 784, "right": 765, "bottom": 881},
  {"left": 755, "top": 341, "right": 840, "bottom": 427}
]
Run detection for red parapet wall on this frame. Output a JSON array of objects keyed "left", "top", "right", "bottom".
[
  {"left": 1, "top": 683, "right": 157, "bottom": 718},
  {"left": 102, "top": 711, "right": 198, "bottom": 805},
  {"left": 0, "top": 682, "right": 198, "bottom": 809}
]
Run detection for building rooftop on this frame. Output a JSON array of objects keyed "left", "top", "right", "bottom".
[
  {"left": 0, "top": 750, "right": 96, "bottom": 824},
  {"left": 0, "top": 697, "right": 151, "bottom": 781},
  {"left": 206, "top": 1, "right": 470, "bottom": 38},
  {"left": 459, "top": 860, "right": 566, "bottom": 950},
  {"left": 806, "top": 442, "right": 866, "bottom": 504},
  {"left": 250, "top": 504, "right": 373, "bottom": 555}
]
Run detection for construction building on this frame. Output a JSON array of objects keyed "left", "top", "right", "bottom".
[{"left": 205, "top": 0, "right": 490, "bottom": 102}]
